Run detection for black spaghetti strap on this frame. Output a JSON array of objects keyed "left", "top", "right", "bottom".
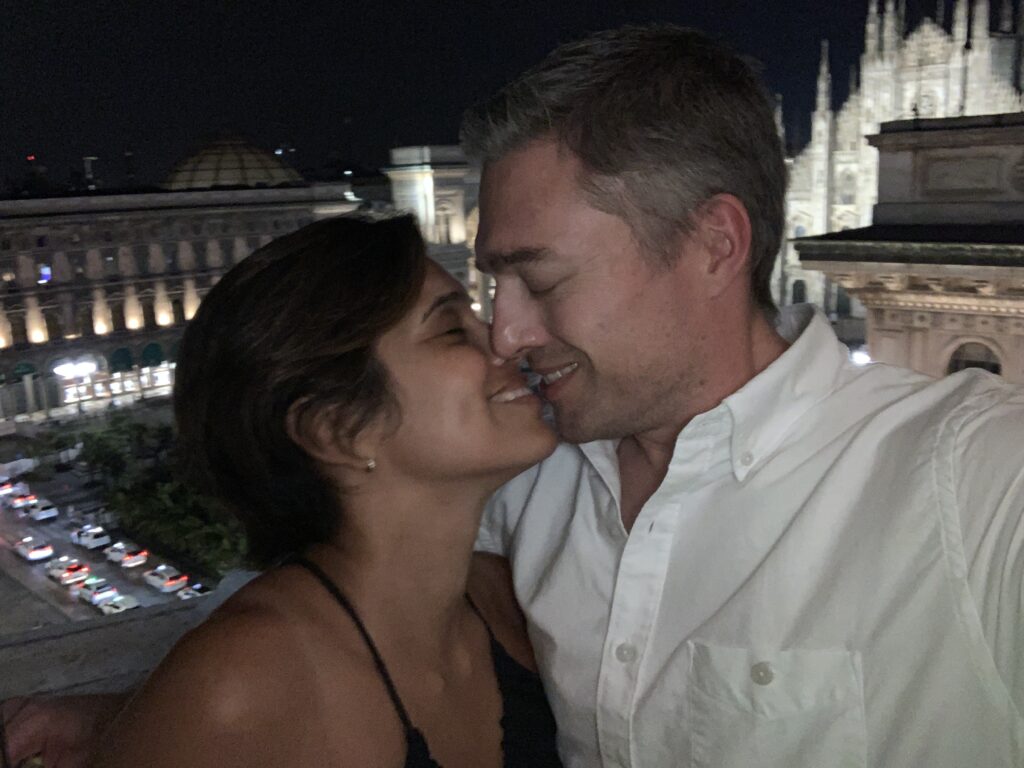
[{"left": 288, "top": 555, "right": 416, "bottom": 733}]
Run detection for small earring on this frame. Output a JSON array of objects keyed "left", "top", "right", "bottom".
[{"left": 365, "top": 458, "right": 376, "bottom": 472}]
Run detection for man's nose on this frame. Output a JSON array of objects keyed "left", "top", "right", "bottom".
[{"left": 489, "top": 290, "right": 546, "bottom": 361}]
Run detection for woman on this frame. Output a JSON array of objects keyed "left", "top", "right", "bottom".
[{"left": 92, "top": 215, "right": 562, "bottom": 767}]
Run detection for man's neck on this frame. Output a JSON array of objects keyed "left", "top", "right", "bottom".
[{"left": 616, "top": 310, "right": 790, "bottom": 531}]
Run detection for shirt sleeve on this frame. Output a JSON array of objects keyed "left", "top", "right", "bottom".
[{"left": 953, "top": 381, "right": 1024, "bottom": 718}]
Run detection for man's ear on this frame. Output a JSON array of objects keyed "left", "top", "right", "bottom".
[
  {"left": 695, "top": 193, "right": 753, "bottom": 298},
  {"left": 285, "top": 400, "right": 373, "bottom": 472}
]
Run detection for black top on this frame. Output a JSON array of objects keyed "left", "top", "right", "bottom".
[{"left": 289, "top": 556, "right": 562, "bottom": 768}]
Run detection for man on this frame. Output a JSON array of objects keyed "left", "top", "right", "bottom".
[
  {"left": 5, "top": 24, "right": 1023, "bottom": 768},
  {"left": 462, "top": 24, "right": 1023, "bottom": 768}
]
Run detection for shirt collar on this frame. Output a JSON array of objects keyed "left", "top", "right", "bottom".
[
  {"left": 577, "top": 305, "right": 850, "bottom": 488},
  {"left": 724, "top": 304, "right": 851, "bottom": 482}
]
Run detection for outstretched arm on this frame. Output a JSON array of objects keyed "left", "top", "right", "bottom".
[{"left": 1, "top": 693, "right": 128, "bottom": 768}]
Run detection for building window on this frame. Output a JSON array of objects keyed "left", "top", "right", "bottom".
[
  {"left": 792, "top": 279, "right": 807, "bottom": 304},
  {"left": 36, "top": 236, "right": 47, "bottom": 248},
  {"left": 37, "top": 264, "right": 52, "bottom": 285},
  {"left": 1, "top": 240, "right": 10, "bottom": 251},
  {"left": 436, "top": 202, "right": 454, "bottom": 245},
  {"left": 839, "top": 172, "right": 857, "bottom": 205},
  {"left": 947, "top": 343, "right": 1001, "bottom": 376}
]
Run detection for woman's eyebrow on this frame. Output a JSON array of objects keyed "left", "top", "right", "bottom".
[{"left": 421, "top": 291, "right": 470, "bottom": 323}]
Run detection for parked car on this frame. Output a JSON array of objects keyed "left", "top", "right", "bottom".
[
  {"left": 70, "top": 525, "right": 112, "bottom": 550},
  {"left": 103, "top": 542, "right": 149, "bottom": 568},
  {"left": 143, "top": 564, "right": 188, "bottom": 593},
  {"left": 14, "top": 536, "right": 53, "bottom": 561},
  {"left": 0, "top": 479, "right": 28, "bottom": 497},
  {"left": 27, "top": 499, "right": 59, "bottom": 522},
  {"left": 45, "top": 556, "right": 90, "bottom": 586},
  {"left": 75, "top": 577, "right": 119, "bottom": 605},
  {"left": 97, "top": 594, "right": 140, "bottom": 615},
  {"left": 10, "top": 493, "right": 37, "bottom": 510},
  {"left": 177, "top": 582, "right": 213, "bottom": 600}
]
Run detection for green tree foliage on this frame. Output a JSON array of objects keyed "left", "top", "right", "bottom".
[{"left": 77, "top": 416, "right": 247, "bottom": 575}]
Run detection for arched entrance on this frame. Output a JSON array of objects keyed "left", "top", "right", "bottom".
[
  {"left": 109, "top": 347, "right": 134, "bottom": 373},
  {"left": 947, "top": 342, "right": 1001, "bottom": 376},
  {"left": 140, "top": 342, "right": 165, "bottom": 368}
]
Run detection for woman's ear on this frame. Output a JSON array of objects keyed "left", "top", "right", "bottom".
[{"left": 285, "top": 400, "right": 374, "bottom": 472}]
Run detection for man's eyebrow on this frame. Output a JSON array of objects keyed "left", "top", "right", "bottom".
[
  {"left": 475, "top": 247, "right": 551, "bottom": 274},
  {"left": 421, "top": 290, "right": 470, "bottom": 323}
]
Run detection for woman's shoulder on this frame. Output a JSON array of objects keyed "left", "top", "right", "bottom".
[{"left": 94, "top": 570, "right": 404, "bottom": 767}]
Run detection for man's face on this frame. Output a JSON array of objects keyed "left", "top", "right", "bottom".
[{"left": 475, "top": 139, "right": 709, "bottom": 444}]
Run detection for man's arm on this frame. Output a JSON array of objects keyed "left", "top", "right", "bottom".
[{"left": 952, "top": 384, "right": 1024, "bottom": 716}]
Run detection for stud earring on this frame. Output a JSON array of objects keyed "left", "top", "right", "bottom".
[{"left": 366, "top": 458, "right": 376, "bottom": 472}]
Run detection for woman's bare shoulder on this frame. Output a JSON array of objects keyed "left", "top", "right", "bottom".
[{"left": 94, "top": 570, "right": 401, "bottom": 767}]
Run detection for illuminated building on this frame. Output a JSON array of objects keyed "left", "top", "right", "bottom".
[
  {"left": 781, "top": 0, "right": 1024, "bottom": 331},
  {"left": 797, "top": 112, "right": 1024, "bottom": 382},
  {"left": 0, "top": 136, "right": 359, "bottom": 416}
]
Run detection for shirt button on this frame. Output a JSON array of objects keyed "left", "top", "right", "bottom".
[
  {"left": 740, "top": 451, "right": 754, "bottom": 467},
  {"left": 750, "top": 661, "right": 774, "bottom": 685},
  {"left": 615, "top": 643, "right": 638, "bottom": 663}
]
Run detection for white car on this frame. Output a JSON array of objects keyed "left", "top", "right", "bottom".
[
  {"left": 70, "top": 525, "right": 112, "bottom": 550},
  {"left": 0, "top": 478, "right": 28, "bottom": 497},
  {"left": 103, "top": 542, "right": 149, "bottom": 568},
  {"left": 45, "top": 556, "right": 91, "bottom": 585},
  {"left": 10, "top": 492, "right": 37, "bottom": 510},
  {"left": 27, "top": 499, "right": 59, "bottom": 522},
  {"left": 177, "top": 582, "right": 214, "bottom": 600},
  {"left": 14, "top": 536, "right": 53, "bottom": 561},
  {"left": 75, "top": 577, "right": 119, "bottom": 605},
  {"left": 98, "top": 594, "right": 140, "bottom": 615},
  {"left": 143, "top": 564, "right": 188, "bottom": 593}
]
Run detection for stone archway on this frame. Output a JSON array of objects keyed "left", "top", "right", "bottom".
[
  {"left": 947, "top": 342, "right": 1002, "bottom": 376},
  {"left": 109, "top": 347, "right": 134, "bottom": 373},
  {"left": 140, "top": 342, "right": 165, "bottom": 368}
]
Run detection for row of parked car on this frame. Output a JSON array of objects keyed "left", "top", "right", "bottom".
[{"left": 3, "top": 475, "right": 212, "bottom": 615}]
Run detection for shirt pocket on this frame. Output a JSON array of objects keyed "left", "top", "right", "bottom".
[{"left": 687, "top": 641, "right": 866, "bottom": 768}]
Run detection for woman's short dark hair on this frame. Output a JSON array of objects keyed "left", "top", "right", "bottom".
[{"left": 174, "top": 215, "right": 427, "bottom": 567}]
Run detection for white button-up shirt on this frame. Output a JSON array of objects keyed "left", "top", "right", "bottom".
[{"left": 478, "top": 306, "right": 1024, "bottom": 767}]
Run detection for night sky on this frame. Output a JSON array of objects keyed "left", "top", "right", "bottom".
[{"left": 2, "top": 1, "right": 947, "bottom": 191}]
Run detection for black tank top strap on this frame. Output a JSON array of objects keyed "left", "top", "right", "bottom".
[{"left": 287, "top": 555, "right": 417, "bottom": 734}]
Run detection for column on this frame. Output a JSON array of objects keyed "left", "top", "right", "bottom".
[
  {"left": 177, "top": 241, "right": 196, "bottom": 271},
  {"left": 85, "top": 248, "right": 104, "bottom": 280},
  {"left": 92, "top": 288, "right": 113, "bottom": 334},
  {"left": 0, "top": 307, "right": 11, "bottom": 348},
  {"left": 183, "top": 278, "right": 200, "bottom": 320},
  {"left": 233, "top": 237, "right": 249, "bottom": 264},
  {"left": 153, "top": 281, "right": 173, "bottom": 326},
  {"left": 206, "top": 239, "right": 224, "bottom": 268},
  {"left": 123, "top": 284, "right": 144, "bottom": 330},
  {"left": 25, "top": 296, "right": 47, "bottom": 344},
  {"left": 148, "top": 242, "right": 166, "bottom": 274}
]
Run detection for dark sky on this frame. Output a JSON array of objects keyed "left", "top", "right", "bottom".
[{"left": 1, "top": 1, "right": 946, "bottom": 190}]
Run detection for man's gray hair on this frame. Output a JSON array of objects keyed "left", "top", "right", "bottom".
[{"left": 460, "top": 24, "right": 787, "bottom": 313}]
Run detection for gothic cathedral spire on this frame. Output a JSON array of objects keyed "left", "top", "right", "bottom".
[
  {"left": 974, "top": 0, "right": 991, "bottom": 48},
  {"left": 817, "top": 40, "right": 832, "bottom": 114},
  {"left": 954, "top": 0, "right": 969, "bottom": 46},
  {"left": 883, "top": 0, "right": 899, "bottom": 55},
  {"left": 866, "top": 0, "right": 880, "bottom": 57}
]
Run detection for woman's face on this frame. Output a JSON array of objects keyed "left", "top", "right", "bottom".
[{"left": 373, "top": 260, "right": 557, "bottom": 483}]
